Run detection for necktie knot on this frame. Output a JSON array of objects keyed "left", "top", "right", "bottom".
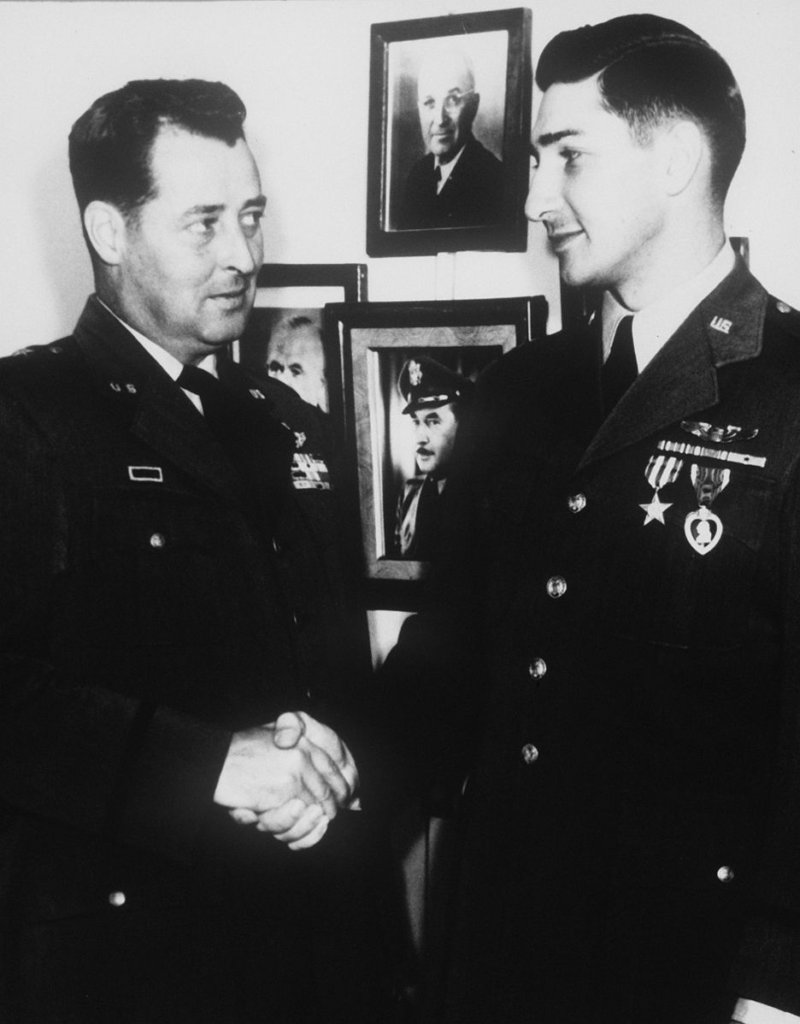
[
  {"left": 178, "top": 364, "right": 219, "bottom": 402},
  {"left": 602, "top": 315, "right": 637, "bottom": 414}
]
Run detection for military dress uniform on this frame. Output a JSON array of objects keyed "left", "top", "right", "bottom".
[
  {"left": 0, "top": 297, "right": 396, "bottom": 1024},
  {"left": 380, "top": 257, "right": 800, "bottom": 1023}
]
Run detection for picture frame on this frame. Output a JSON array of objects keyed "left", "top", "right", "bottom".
[
  {"left": 366, "top": 8, "right": 532, "bottom": 258},
  {"left": 234, "top": 263, "right": 367, "bottom": 427},
  {"left": 325, "top": 295, "right": 548, "bottom": 608}
]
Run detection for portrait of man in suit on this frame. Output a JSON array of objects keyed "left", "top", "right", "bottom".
[{"left": 397, "top": 42, "right": 504, "bottom": 231}]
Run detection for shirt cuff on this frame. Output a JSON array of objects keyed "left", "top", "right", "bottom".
[{"left": 734, "top": 998, "right": 800, "bottom": 1023}]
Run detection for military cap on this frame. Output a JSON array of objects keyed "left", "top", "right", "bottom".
[{"left": 398, "top": 356, "right": 473, "bottom": 414}]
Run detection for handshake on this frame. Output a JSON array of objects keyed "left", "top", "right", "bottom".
[{"left": 213, "top": 711, "right": 359, "bottom": 851}]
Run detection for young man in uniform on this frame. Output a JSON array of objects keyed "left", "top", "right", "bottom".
[{"left": 382, "top": 15, "right": 800, "bottom": 1024}]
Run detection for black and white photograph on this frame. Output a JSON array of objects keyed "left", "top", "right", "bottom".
[
  {"left": 366, "top": 7, "right": 532, "bottom": 256},
  {"left": 234, "top": 263, "right": 367, "bottom": 432},
  {"left": 326, "top": 295, "right": 546, "bottom": 591},
  {"left": 2, "top": 3, "right": 800, "bottom": 1024}
]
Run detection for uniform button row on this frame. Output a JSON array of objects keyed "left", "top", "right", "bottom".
[{"left": 546, "top": 575, "right": 567, "bottom": 599}]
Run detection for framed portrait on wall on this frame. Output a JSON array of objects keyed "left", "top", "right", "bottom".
[
  {"left": 366, "top": 8, "right": 532, "bottom": 258},
  {"left": 325, "top": 296, "right": 548, "bottom": 607},
  {"left": 233, "top": 263, "right": 367, "bottom": 432}
]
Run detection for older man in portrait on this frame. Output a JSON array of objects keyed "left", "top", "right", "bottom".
[
  {"left": 398, "top": 44, "right": 503, "bottom": 230},
  {"left": 265, "top": 313, "right": 329, "bottom": 413}
]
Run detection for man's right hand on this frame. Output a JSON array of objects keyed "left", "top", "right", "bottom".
[{"left": 213, "top": 713, "right": 357, "bottom": 849}]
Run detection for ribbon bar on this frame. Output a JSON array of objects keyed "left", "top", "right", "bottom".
[{"left": 657, "top": 439, "right": 766, "bottom": 468}]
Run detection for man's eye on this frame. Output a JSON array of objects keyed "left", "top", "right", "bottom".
[
  {"left": 561, "top": 148, "right": 581, "bottom": 167},
  {"left": 188, "top": 218, "right": 216, "bottom": 236},
  {"left": 241, "top": 210, "right": 263, "bottom": 236}
]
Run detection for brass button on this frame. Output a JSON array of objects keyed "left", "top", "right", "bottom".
[
  {"left": 776, "top": 301, "right": 792, "bottom": 314},
  {"left": 521, "top": 743, "right": 540, "bottom": 765},
  {"left": 528, "top": 658, "right": 547, "bottom": 680},
  {"left": 149, "top": 532, "right": 166, "bottom": 549},
  {"left": 108, "top": 890, "right": 127, "bottom": 907},
  {"left": 716, "top": 865, "right": 735, "bottom": 884},
  {"left": 567, "top": 493, "right": 587, "bottom": 513},
  {"left": 546, "top": 575, "right": 567, "bottom": 599}
]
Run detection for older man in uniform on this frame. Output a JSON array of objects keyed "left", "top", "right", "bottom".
[
  {"left": 0, "top": 79, "right": 397, "bottom": 1023},
  {"left": 380, "top": 15, "right": 800, "bottom": 1024},
  {"left": 393, "top": 356, "right": 472, "bottom": 560}
]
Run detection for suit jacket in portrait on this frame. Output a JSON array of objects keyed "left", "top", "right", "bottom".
[
  {"left": 0, "top": 297, "right": 396, "bottom": 1023},
  {"left": 379, "top": 259, "right": 800, "bottom": 1024},
  {"left": 397, "top": 135, "right": 504, "bottom": 231}
]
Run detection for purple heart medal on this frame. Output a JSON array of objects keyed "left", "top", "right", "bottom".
[{"left": 684, "top": 464, "right": 730, "bottom": 555}]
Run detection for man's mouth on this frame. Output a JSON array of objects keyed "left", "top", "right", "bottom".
[{"left": 547, "top": 228, "right": 584, "bottom": 253}]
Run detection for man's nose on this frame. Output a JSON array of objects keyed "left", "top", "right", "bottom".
[
  {"left": 525, "top": 160, "right": 561, "bottom": 223},
  {"left": 219, "top": 220, "right": 260, "bottom": 275}
]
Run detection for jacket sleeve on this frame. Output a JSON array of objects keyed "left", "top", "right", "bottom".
[{"left": 731, "top": 454, "right": 800, "bottom": 1013}]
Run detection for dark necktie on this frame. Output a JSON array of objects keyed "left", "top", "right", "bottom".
[
  {"left": 602, "top": 315, "right": 637, "bottom": 414},
  {"left": 178, "top": 364, "right": 240, "bottom": 452}
]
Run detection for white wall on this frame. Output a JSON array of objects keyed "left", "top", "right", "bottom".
[{"left": 2, "top": 0, "right": 799, "bottom": 356}]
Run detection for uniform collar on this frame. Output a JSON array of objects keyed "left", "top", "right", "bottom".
[
  {"left": 97, "top": 298, "right": 219, "bottom": 379},
  {"left": 601, "top": 242, "right": 736, "bottom": 371}
]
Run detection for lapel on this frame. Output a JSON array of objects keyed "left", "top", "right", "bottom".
[
  {"left": 72, "top": 297, "right": 291, "bottom": 509},
  {"left": 578, "top": 259, "right": 768, "bottom": 472}
]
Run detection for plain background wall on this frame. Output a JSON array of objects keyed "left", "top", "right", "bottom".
[{"left": 2, "top": 0, "right": 800, "bottom": 358}]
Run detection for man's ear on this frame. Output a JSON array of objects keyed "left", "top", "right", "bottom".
[
  {"left": 466, "top": 91, "right": 481, "bottom": 125},
  {"left": 662, "top": 119, "right": 705, "bottom": 197},
  {"left": 83, "top": 200, "right": 128, "bottom": 266}
]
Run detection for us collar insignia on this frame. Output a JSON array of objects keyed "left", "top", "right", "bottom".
[{"left": 680, "top": 420, "right": 758, "bottom": 444}]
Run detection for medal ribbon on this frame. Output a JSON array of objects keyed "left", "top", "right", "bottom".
[
  {"left": 689, "top": 464, "right": 730, "bottom": 507},
  {"left": 644, "top": 454, "right": 683, "bottom": 492}
]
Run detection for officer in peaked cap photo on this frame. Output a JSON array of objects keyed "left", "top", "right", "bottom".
[{"left": 393, "top": 355, "right": 473, "bottom": 561}]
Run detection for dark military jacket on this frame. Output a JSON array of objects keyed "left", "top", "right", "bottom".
[
  {"left": 0, "top": 297, "right": 391, "bottom": 1023},
  {"left": 382, "top": 259, "right": 800, "bottom": 1023}
]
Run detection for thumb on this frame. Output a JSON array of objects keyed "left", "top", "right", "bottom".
[{"left": 273, "top": 710, "right": 305, "bottom": 749}]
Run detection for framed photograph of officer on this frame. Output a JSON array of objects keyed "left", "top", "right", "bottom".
[
  {"left": 326, "top": 296, "right": 547, "bottom": 606},
  {"left": 234, "top": 263, "right": 367, "bottom": 433},
  {"left": 366, "top": 8, "right": 532, "bottom": 258}
]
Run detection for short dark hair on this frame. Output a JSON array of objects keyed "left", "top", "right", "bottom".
[
  {"left": 536, "top": 14, "right": 745, "bottom": 201},
  {"left": 68, "top": 78, "right": 247, "bottom": 219}
]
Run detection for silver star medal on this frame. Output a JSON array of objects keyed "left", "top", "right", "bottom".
[
  {"left": 639, "top": 454, "right": 683, "bottom": 525},
  {"left": 684, "top": 464, "right": 730, "bottom": 555}
]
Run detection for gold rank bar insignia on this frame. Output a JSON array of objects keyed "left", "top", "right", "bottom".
[{"left": 657, "top": 439, "right": 767, "bottom": 468}]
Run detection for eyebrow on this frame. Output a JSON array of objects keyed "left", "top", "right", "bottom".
[
  {"left": 530, "top": 129, "right": 583, "bottom": 156},
  {"left": 183, "top": 195, "right": 267, "bottom": 218}
]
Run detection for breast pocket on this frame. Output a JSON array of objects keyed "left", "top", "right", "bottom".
[{"left": 607, "top": 469, "right": 775, "bottom": 650}]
